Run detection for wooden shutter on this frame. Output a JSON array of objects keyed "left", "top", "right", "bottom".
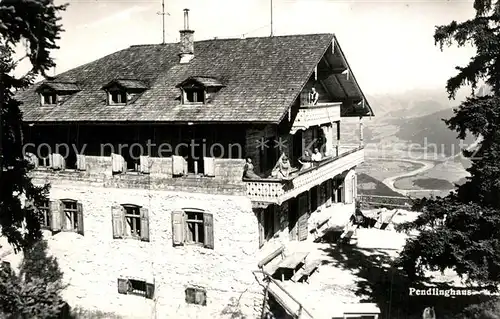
[
  {"left": 203, "top": 157, "right": 215, "bottom": 177},
  {"left": 59, "top": 201, "right": 66, "bottom": 231},
  {"left": 111, "top": 205, "right": 125, "bottom": 239},
  {"left": 76, "top": 154, "right": 86, "bottom": 171},
  {"left": 140, "top": 207, "right": 150, "bottom": 242},
  {"left": 172, "top": 155, "right": 185, "bottom": 176},
  {"left": 117, "top": 278, "right": 129, "bottom": 294},
  {"left": 140, "top": 156, "right": 150, "bottom": 174},
  {"left": 51, "top": 153, "right": 64, "bottom": 170},
  {"left": 273, "top": 205, "right": 281, "bottom": 234},
  {"left": 171, "top": 210, "right": 185, "bottom": 246},
  {"left": 195, "top": 289, "right": 207, "bottom": 306},
  {"left": 203, "top": 213, "right": 214, "bottom": 249},
  {"left": 111, "top": 153, "right": 124, "bottom": 173},
  {"left": 76, "top": 202, "right": 84, "bottom": 235},
  {"left": 50, "top": 200, "right": 62, "bottom": 231},
  {"left": 345, "top": 174, "right": 353, "bottom": 204},
  {"left": 258, "top": 210, "right": 265, "bottom": 248},
  {"left": 297, "top": 194, "right": 309, "bottom": 241},
  {"left": 145, "top": 283, "right": 155, "bottom": 300},
  {"left": 326, "top": 180, "right": 332, "bottom": 207}
]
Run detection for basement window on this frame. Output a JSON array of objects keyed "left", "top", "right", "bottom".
[
  {"left": 185, "top": 287, "right": 207, "bottom": 306},
  {"left": 117, "top": 278, "right": 154, "bottom": 299}
]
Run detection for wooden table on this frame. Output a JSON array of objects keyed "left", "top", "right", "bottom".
[{"left": 277, "top": 252, "right": 309, "bottom": 281}]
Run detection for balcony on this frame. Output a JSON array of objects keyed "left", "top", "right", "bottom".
[
  {"left": 245, "top": 146, "right": 364, "bottom": 206},
  {"left": 291, "top": 102, "right": 341, "bottom": 134}
]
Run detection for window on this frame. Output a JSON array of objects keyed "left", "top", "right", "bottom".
[
  {"left": 117, "top": 278, "right": 154, "bottom": 299},
  {"left": 39, "top": 199, "right": 51, "bottom": 229},
  {"left": 41, "top": 92, "right": 57, "bottom": 105},
  {"left": 185, "top": 287, "right": 207, "bottom": 306},
  {"left": 107, "top": 88, "right": 127, "bottom": 105},
  {"left": 111, "top": 204, "right": 149, "bottom": 241},
  {"left": 39, "top": 199, "right": 84, "bottom": 235},
  {"left": 171, "top": 209, "right": 214, "bottom": 249},
  {"left": 183, "top": 88, "right": 205, "bottom": 103},
  {"left": 62, "top": 200, "right": 79, "bottom": 231},
  {"left": 124, "top": 205, "right": 141, "bottom": 238},
  {"left": 186, "top": 211, "right": 204, "bottom": 244}
]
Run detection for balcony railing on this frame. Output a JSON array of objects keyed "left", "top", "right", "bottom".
[
  {"left": 245, "top": 146, "right": 364, "bottom": 206},
  {"left": 291, "top": 102, "right": 341, "bottom": 134}
]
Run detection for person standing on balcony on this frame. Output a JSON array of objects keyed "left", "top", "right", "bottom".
[
  {"left": 243, "top": 158, "right": 260, "bottom": 179},
  {"left": 275, "top": 155, "right": 291, "bottom": 179},
  {"left": 298, "top": 150, "right": 312, "bottom": 170},
  {"left": 311, "top": 147, "right": 322, "bottom": 163},
  {"left": 309, "top": 87, "right": 319, "bottom": 105}
]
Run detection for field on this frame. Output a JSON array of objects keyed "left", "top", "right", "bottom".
[{"left": 357, "top": 158, "right": 423, "bottom": 181}]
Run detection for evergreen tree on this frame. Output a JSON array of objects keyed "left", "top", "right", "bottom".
[
  {"left": 397, "top": 0, "right": 500, "bottom": 291},
  {"left": 0, "top": 0, "right": 67, "bottom": 252}
]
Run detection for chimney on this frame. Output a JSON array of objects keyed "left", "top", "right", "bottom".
[{"left": 179, "top": 9, "right": 194, "bottom": 64}]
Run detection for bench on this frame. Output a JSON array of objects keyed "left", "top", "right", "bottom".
[
  {"left": 291, "top": 259, "right": 322, "bottom": 283},
  {"left": 258, "top": 246, "right": 285, "bottom": 276}
]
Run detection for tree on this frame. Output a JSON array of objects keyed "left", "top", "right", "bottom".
[
  {"left": 396, "top": 0, "right": 500, "bottom": 291},
  {"left": 0, "top": 240, "right": 67, "bottom": 318},
  {"left": 0, "top": 0, "right": 67, "bottom": 252}
]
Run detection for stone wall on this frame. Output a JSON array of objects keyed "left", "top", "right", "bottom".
[
  {"left": 31, "top": 155, "right": 247, "bottom": 196},
  {"left": 17, "top": 182, "right": 264, "bottom": 319}
]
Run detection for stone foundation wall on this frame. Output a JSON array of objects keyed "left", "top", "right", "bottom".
[{"left": 17, "top": 182, "right": 264, "bottom": 319}]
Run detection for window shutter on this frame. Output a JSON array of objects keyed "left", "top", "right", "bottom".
[
  {"left": 140, "top": 156, "right": 150, "bottom": 174},
  {"left": 145, "top": 283, "right": 155, "bottom": 300},
  {"left": 203, "top": 213, "right": 214, "bottom": 249},
  {"left": 76, "top": 154, "right": 86, "bottom": 171},
  {"left": 59, "top": 201, "right": 67, "bottom": 231},
  {"left": 111, "top": 153, "right": 124, "bottom": 173},
  {"left": 171, "top": 210, "right": 185, "bottom": 246},
  {"left": 140, "top": 207, "right": 150, "bottom": 242},
  {"left": 258, "top": 210, "right": 265, "bottom": 248},
  {"left": 195, "top": 290, "right": 207, "bottom": 306},
  {"left": 52, "top": 153, "right": 64, "bottom": 170},
  {"left": 326, "top": 180, "right": 332, "bottom": 207},
  {"left": 344, "top": 176, "right": 352, "bottom": 204},
  {"left": 48, "top": 153, "right": 54, "bottom": 169},
  {"left": 76, "top": 202, "right": 84, "bottom": 235},
  {"left": 50, "top": 200, "right": 62, "bottom": 231},
  {"left": 117, "top": 278, "right": 129, "bottom": 295},
  {"left": 203, "top": 157, "right": 215, "bottom": 177},
  {"left": 352, "top": 175, "right": 357, "bottom": 201},
  {"left": 172, "top": 155, "right": 184, "bottom": 176},
  {"left": 111, "top": 205, "right": 125, "bottom": 239}
]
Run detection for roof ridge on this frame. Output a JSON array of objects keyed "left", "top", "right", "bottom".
[{"left": 129, "top": 33, "right": 335, "bottom": 48}]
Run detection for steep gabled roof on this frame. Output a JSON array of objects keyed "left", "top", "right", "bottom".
[{"left": 17, "top": 33, "right": 372, "bottom": 123}]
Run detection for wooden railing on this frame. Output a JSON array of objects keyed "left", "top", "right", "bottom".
[
  {"left": 358, "top": 194, "right": 414, "bottom": 209},
  {"left": 245, "top": 146, "right": 364, "bottom": 205},
  {"left": 291, "top": 102, "right": 341, "bottom": 133}
]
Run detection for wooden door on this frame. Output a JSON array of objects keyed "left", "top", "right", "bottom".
[
  {"left": 288, "top": 198, "right": 298, "bottom": 241},
  {"left": 297, "top": 193, "right": 309, "bottom": 241}
]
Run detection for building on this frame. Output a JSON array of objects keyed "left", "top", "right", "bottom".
[{"left": 13, "top": 9, "right": 374, "bottom": 319}]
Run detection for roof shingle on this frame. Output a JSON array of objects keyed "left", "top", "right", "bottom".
[{"left": 17, "top": 33, "right": 371, "bottom": 123}]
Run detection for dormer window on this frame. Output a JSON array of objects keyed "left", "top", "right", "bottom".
[
  {"left": 36, "top": 81, "right": 80, "bottom": 107},
  {"left": 108, "top": 88, "right": 127, "bottom": 105},
  {"left": 41, "top": 92, "right": 57, "bottom": 105},
  {"left": 184, "top": 88, "right": 205, "bottom": 103},
  {"left": 176, "top": 76, "right": 225, "bottom": 105},
  {"left": 102, "top": 79, "right": 149, "bottom": 106}
]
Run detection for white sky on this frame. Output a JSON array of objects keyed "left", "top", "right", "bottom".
[{"left": 20, "top": 0, "right": 478, "bottom": 95}]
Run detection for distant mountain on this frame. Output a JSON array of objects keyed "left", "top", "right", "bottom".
[{"left": 392, "top": 108, "right": 475, "bottom": 157}]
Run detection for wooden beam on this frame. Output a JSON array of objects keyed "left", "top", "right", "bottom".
[{"left": 314, "top": 66, "right": 318, "bottom": 81}]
